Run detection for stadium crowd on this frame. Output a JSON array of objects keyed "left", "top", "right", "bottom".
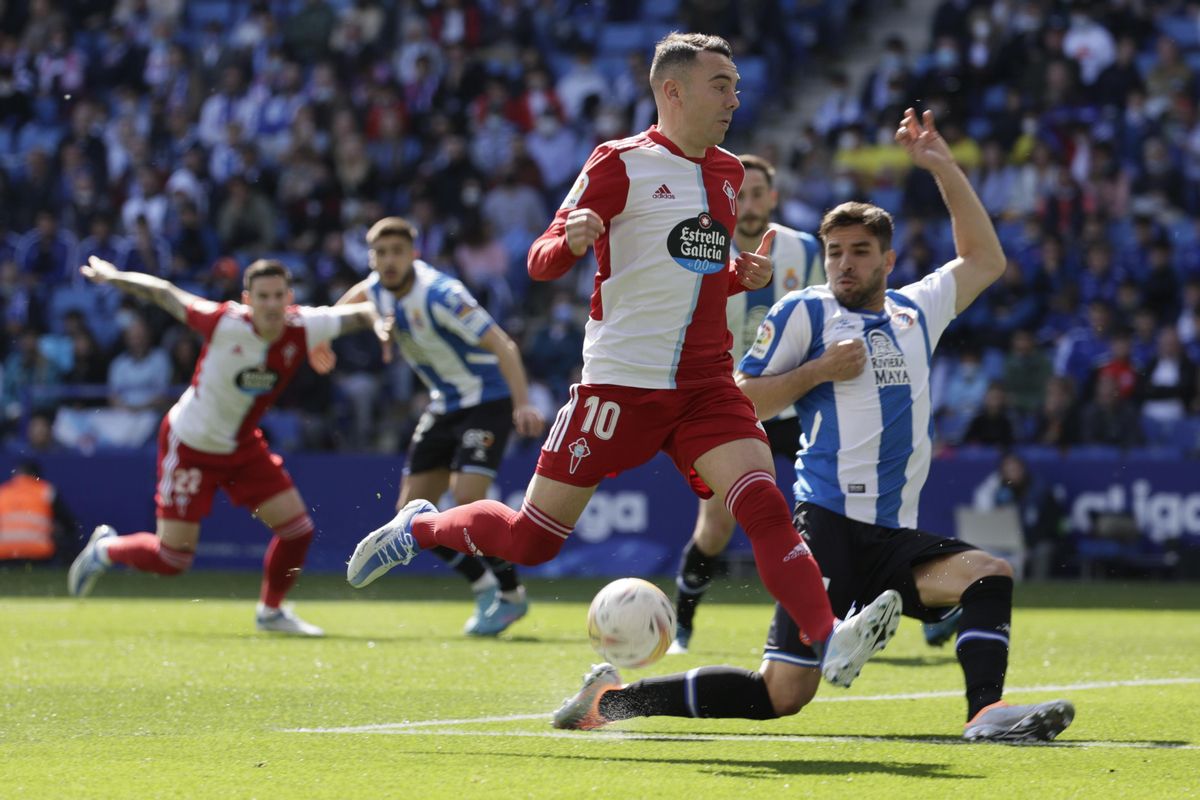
[{"left": 2, "top": 0, "right": 1200, "bottom": 459}]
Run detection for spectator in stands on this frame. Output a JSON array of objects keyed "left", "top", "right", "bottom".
[
  {"left": 3, "top": 328, "right": 62, "bottom": 425},
  {"left": 1003, "top": 327, "right": 1052, "bottom": 423},
  {"left": 526, "top": 291, "right": 584, "bottom": 402},
  {"left": 216, "top": 175, "right": 275, "bottom": 257},
  {"left": 972, "top": 452, "right": 1065, "bottom": 580},
  {"left": 938, "top": 345, "right": 990, "bottom": 439},
  {"left": 0, "top": 460, "right": 76, "bottom": 564},
  {"left": 17, "top": 210, "right": 77, "bottom": 284},
  {"left": 963, "top": 382, "right": 1016, "bottom": 447},
  {"left": 1093, "top": 328, "right": 1139, "bottom": 403},
  {"left": 1079, "top": 373, "right": 1144, "bottom": 449},
  {"left": 1093, "top": 34, "right": 1144, "bottom": 111},
  {"left": 1139, "top": 326, "right": 1199, "bottom": 430},
  {"left": 1033, "top": 374, "right": 1079, "bottom": 449},
  {"left": 107, "top": 314, "right": 171, "bottom": 414},
  {"left": 1055, "top": 300, "right": 1113, "bottom": 389},
  {"left": 25, "top": 411, "right": 59, "bottom": 452},
  {"left": 63, "top": 327, "right": 110, "bottom": 403},
  {"left": 1143, "top": 239, "right": 1181, "bottom": 324}
]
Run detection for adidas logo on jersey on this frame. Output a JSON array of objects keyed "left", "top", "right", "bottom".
[{"left": 651, "top": 183, "right": 675, "bottom": 199}]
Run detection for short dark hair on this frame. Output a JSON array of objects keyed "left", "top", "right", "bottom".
[
  {"left": 649, "top": 32, "right": 733, "bottom": 85},
  {"left": 243, "top": 259, "right": 291, "bottom": 290},
  {"left": 818, "top": 201, "right": 894, "bottom": 252},
  {"left": 366, "top": 216, "right": 417, "bottom": 246},
  {"left": 739, "top": 154, "right": 775, "bottom": 188}
]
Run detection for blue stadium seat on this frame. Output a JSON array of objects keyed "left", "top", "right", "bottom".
[
  {"left": 187, "top": 0, "right": 236, "bottom": 29},
  {"left": 260, "top": 409, "right": 303, "bottom": 452},
  {"left": 1158, "top": 15, "right": 1200, "bottom": 50},
  {"left": 640, "top": 0, "right": 679, "bottom": 22}
]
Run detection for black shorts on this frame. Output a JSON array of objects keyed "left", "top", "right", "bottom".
[
  {"left": 406, "top": 397, "right": 514, "bottom": 478},
  {"left": 763, "top": 501, "right": 978, "bottom": 668},
  {"left": 763, "top": 415, "right": 800, "bottom": 459}
]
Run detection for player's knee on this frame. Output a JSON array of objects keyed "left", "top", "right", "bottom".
[
  {"left": 974, "top": 552, "right": 1014, "bottom": 581},
  {"left": 158, "top": 546, "right": 194, "bottom": 575}
]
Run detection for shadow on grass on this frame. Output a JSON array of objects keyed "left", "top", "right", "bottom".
[{"left": 384, "top": 744, "right": 978, "bottom": 780}]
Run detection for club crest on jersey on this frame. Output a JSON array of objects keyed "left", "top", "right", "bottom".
[
  {"left": 722, "top": 179, "right": 736, "bottom": 214},
  {"left": 567, "top": 437, "right": 592, "bottom": 475},
  {"left": 282, "top": 342, "right": 299, "bottom": 367},
  {"left": 235, "top": 366, "right": 280, "bottom": 395},
  {"left": 783, "top": 269, "right": 799, "bottom": 290},
  {"left": 866, "top": 329, "right": 910, "bottom": 386},
  {"left": 891, "top": 308, "right": 917, "bottom": 329},
  {"left": 562, "top": 172, "right": 589, "bottom": 208},
  {"left": 748, "top": 319, "right": 775, "bottom": 359},
  {"left": 668, "top": 213, "right": 730, "bottom": 274}
]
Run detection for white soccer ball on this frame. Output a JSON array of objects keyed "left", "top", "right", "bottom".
[{"left": 586, "top": 577, "right": 676, "bottom": 669}]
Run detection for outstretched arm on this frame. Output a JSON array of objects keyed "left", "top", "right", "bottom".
[
  {"left": 79, "top": 255, "right": 203, "bottom": 323},
  {"left": 895, "top": 108, "right": 1005, "bottom": 313},
  {"left": 308, "top": 280, "right": 378, "bottom": 374}
]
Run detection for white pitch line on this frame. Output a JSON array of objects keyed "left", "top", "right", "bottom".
[{"left": 285, "top": 676, "right": 1200, "bottom": 742}]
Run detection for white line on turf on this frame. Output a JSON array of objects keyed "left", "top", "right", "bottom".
[{"left": 286, "top": 675, "right": 1200, "bottom": 746}]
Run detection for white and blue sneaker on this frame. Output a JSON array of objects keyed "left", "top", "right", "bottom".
[
  {"left": 255, "top": 603, "right": 325, "bottom": 637},
  {"left": 666, "top": 625, "right": 692, "bottom": 655},
  {"left": 346, "top": 499, "right": 434, "bottom": 588},
  {"left": 819, "top": 589, "right": 902, "bottom": 688},
  {"left": 466, "top": 592, "right": 529, "bottom": 637},
  {"left": 67, "top": 524, "right": 117, "bottom": 598},
  {"left": 464, "top": 585, "right": 499, "bottom": 634}
]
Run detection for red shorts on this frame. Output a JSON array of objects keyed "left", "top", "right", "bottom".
[
  {"left": 537, "top": 380, "right": 769, "bottom": 498},
  {"left": 155, "top": 418, "right": 295, "bottom": 522}
]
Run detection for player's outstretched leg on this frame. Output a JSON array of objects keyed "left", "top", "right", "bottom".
[
  {"left": 669, "top": 498, "right": 733, "bottom": 654},
  {"left": 964, "top": 699, "right": 1075, "bottom": 742},
  {"left": 67, "top": 524, "right": 118, "bottom": 597},
  {"left": 553, "top": 663, "right": 623, "bottom": 730},
  {"left": 256, "top": 513, "right": 322, "bottom": 636},
  {"left": 346, "top": 499, "right": 435, "bottom": 587},
  {"left": 818, "top": 589, "right": 903, "bottom": 688}
]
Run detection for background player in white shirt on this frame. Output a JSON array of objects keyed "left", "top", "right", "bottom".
[
  {"left": 68, "top": 257, "right": 382, "bottom": 636},
  {"left": 311, "top": 217, "right": 544, "bottom": 636},
  {"left": 549, "top": 110, "right": 1073, "bottom": 742},
  {"left": 668, "top": 153, "right": 824, "bottom": 655},
  {"left": 349, "top": 33, "right": 903, "bottom": 693}
]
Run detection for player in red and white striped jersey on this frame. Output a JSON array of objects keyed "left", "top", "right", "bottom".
[
  {"left": 351, "top": 33, "right": 901, "bottom": 689},
  {"left": 68, "top": 256, "right": 383, "bottom": 636}
]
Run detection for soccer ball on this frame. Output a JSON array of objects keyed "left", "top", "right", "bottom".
[{"left": 586, "top": 578, "right": 676, "bottom": 669}]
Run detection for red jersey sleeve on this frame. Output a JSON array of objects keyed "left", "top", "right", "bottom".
[
  {"left": 185, "top": 300, "right": 228, "bottom": 340},
  {"left": 727, "top": 263, "right": 749, "bottom": 297},
  {"left": 527, "top": 143, "right": 629, "bottom": 281}
]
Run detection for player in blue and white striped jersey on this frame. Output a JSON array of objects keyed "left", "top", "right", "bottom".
[
  {"left": 552, "top": 110, "right": 1074, "bottom": 742},
  {"left": 668, "top": 154, "right": 824, "bottom": 655},
  {"left": 311, "top": 217, "right": 544, "bottom": 637}
]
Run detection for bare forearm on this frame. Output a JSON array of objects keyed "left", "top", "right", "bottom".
[
  {"left": 495, "top": 338, "right": 532, "bottom": 407},
  {"left": 106, "top": 273, "right": 189, "bottom": 322},
  {"left": 332, "top": 302, "right": 379, "bottom": 336},
  {"left": 931, "top": 162, "right": 1004, "bottom": 267},
  {"left": 736, "top": 361, "right": 828, "bottom": 420}
]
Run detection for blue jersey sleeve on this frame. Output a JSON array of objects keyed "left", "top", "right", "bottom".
[
  {"left": 428, "top": 280, "right": 495, "bottom": 344},
  {"left": 737, "top": 291, "right": 815, "bottom": 377}
]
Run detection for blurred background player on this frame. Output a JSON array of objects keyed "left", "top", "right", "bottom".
[
  {"left": 348, "top": 32, "right": 903, "bottom": 689},
  {"left": 67, "top": 257, "right": 382, "bottom": 636},
  {"left": 668, "top": 153, "right": 824, "bottom": 655},
  {"left": 311, "top": 217, "right": 544, "bottom": 636},
  {"left": 553, "top": 109, "right": 1074, "bottom": 743}
]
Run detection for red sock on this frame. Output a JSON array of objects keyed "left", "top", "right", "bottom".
[
  {"left": 260, "top": 514, "right": 315, "bottom": 608},
  {"left": 105, "top": 533, "right": 193, "bottom": 575},
  {"left": 727, "top": 472, "right": 835, "bottom": 643},
  {"left": 410, "top": 499, "right": 569, "bottom": 566}
]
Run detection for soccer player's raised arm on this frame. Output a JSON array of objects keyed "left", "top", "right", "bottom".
[
  {"left": 310, "top": 282, "right": 377, "bottom": 374},
  {"left": 79, "top": 255, "right": 203, "bottom": 324},
  {"left": 527, "top": 145, "right": 628, "bottom": 281},
  {"left": 895, "top": 108, "right": 1005, "bottom": 314}
]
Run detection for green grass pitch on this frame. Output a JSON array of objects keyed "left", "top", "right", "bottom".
[{"left": 2, "top": 570, "right": 1198, "bottom": 799}]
